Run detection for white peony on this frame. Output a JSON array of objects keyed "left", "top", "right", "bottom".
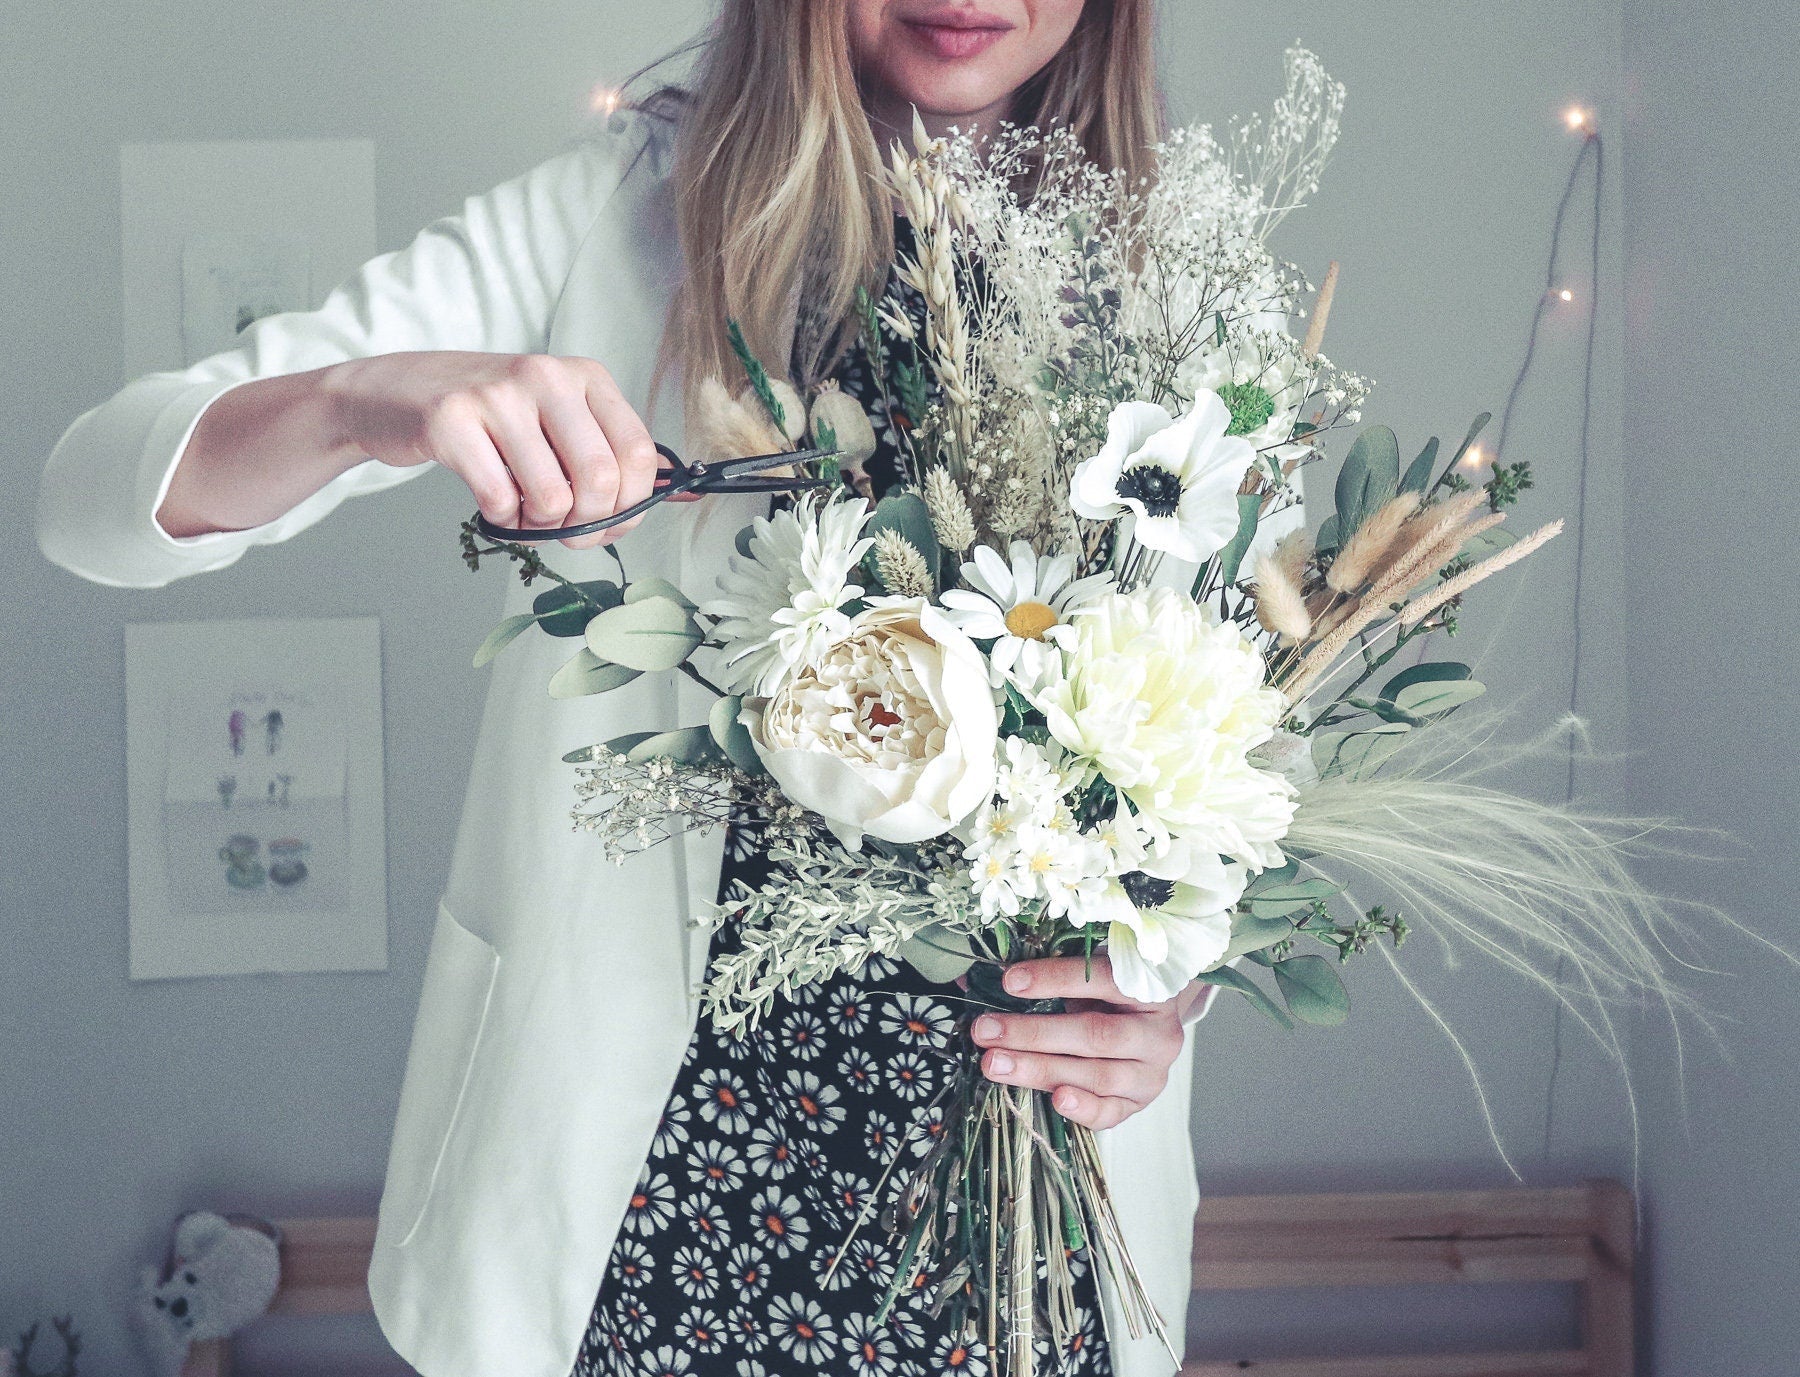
[
  {"left": 701, "top": 494, "right": 874, "bottom": 697},
  {"left": 746, "top": 599, "right": 999, "bottom": 848},
  {"left": 1069, "top": 392, "right": 1256, "bottom": 563},
  {"left": 1033, "top": 585, "right": 1295, "bottom": 869}
]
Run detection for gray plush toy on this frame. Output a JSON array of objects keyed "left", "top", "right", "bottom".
[{"left": 131, "top": 1211, "right": 282, "bottom": 1377}]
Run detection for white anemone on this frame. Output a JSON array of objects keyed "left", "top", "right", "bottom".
[
  {"left": 1069, "top": 392, "right": 1257, "bottom": 563},
  {"left": 1066, "top": 826, "right": 1248, "bottom": 1003}
]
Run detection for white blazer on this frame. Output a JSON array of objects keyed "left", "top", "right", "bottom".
[{"left": 37, "top": 107, "right": 1214, "bottom": 1377}]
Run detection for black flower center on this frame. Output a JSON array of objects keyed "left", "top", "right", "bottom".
[
  {"left": 1119, "top": 870, "right": 1176, "bottom": 910},
  {"left": 1115, "top": 463, "right": 1184, "bottom": 518}
]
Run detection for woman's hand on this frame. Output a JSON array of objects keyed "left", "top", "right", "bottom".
[
  {"left": 323, "top": 350, "right": 663, "bottom": 548},
  {"left": 968, "top": 954, "right": 1200, "bottom": 1131}
]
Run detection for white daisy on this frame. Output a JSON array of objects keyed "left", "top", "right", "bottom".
[
  {"left": 700, "top": 492, "right": 875, "bottom": 696},
  {"left": 1070, "top": 392, "right": 1257, "bottom": 563},
  {"left": 939, "top": 540, "right": 1112, "bottom": 690}
]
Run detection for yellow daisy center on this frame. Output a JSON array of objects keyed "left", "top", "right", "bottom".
[{"left": 1004, "top": 600, "right": 1059, "bottom": 641}]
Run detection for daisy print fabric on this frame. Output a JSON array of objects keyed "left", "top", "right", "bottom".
[{"left": 568, "top": 826, "right": 1112, "bottom": 1377}]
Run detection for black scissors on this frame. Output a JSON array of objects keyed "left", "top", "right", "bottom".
[{"left": 473, "top": 443, "right": 835, "bottom": 543}]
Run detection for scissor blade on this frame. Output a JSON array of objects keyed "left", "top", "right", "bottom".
[{"left": 715, "top": 447, "right": 839, "bottom": 479}]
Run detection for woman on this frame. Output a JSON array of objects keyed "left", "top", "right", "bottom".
[{"left": 37, "top": 5, "right": 1235, "bottom": 1376}]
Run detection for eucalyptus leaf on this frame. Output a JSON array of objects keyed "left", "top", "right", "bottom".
[
  {"left": 897, "top": 923, "right": 978, "bottom": 983},
  {"left": 1194, "top": 963, "right": 1293, "bottom": 1029},
  {"left": 1272, "top": 954, "right": 1351, "bottom": 1026},
  {"left": 532, "top": 580, "right": 623, "bottom": 637},
  {"left": 548, "top": 648, "right": 643, "bottom": 699},
  {"left": 624, "top": 577, "right": 698, "bottom": 613},
  {"left": 1334, "top": 425, "right": 1400, "bottom": 541},
  {"left": 1380, "top": 661, "right": 1472, "bottom": 702},
  {"left": 708, "top": 694, "right": 764, "bottom": 775},
  {"left": 1314, "top": 513, "right": 1341, "bottom": 556},
  {"left": 734, "top": 523, "right": 757, "bottom": 560},
  {"left": 1401, "top": 437, "right": 1440, "bottom": 495},
  {"left": 620, "top": 725, "right": 722, "bottom": 766},
  {"left": 1246, "top": 877, "right": 1342, "bottom": 918},
  {"left": 1392, "top": 678, "right": 1487, "bottom": 717},
  {"left": 1448, "top": 412, "right": 1493, "bottom": 471},
  {"left": 1312, "top": 722, "right": 1411, "bottom": 780},
  {"left": 473, "top": 612, "right": 538, "bottom": 668},
  {"left": 1217, "top": 492, "right": 1263, "bottom": 585},
  {"left": 867, "top": 491, "right": 939, "bottom": 564},
  {"left": 584, "top": 596, "right": 703, "bottom": 672},
  {"left": 1461, "top": 525, "right": 1517, "bottom": 561},
  {"left": 1242, "top": 858, "right": 1300, "bottom": 894},
  {"left": 1220, "top": 913, "right": 1299, "bottom": 963}
]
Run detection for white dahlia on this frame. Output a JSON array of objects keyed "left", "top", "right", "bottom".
[
  {"left": 1033, "top": 585, "right": 1295, "bottom": 868},
  {"left": 938, "top": 541, "right": 1114, "bottom": 691},
  {"left": 701, "top": 494, "right": 874, "bottom": 697},
  {"left": 1069, "top": 392, "right": 1257, "bottom": 563}
]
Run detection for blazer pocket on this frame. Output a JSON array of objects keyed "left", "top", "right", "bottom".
[{"left": 380, "top": 899, "right": 501, "bottom": 1249}]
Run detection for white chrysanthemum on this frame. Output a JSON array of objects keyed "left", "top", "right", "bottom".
[
  {"left": 939, "top": 540, "right": 1113, "bottom": 691},
  {"left": 1065, "top": 817, "right": 1248, "bottom": 1003},
  {"left": 1069, "top": 392, "right": 1257, "bottom": 563},
  {"left": 701, "top": 495, "right": 875, "bottom": 697},
  {"left": 1033, "top": 586, "right": 1295, "bottom": 868}
]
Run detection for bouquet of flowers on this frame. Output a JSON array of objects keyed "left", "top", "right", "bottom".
[{"left": 461, "top": 49, "right": 1692, "bottom": 1377}]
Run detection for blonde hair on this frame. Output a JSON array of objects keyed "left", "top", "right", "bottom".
[{"left": 626, "top": 0, "right": 1166, "bottom": 433}]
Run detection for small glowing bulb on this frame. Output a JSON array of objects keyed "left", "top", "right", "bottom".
[
  {"left": 1565, "top": 106, "right": 1590, "bottom": 132},
  {"left": 590, "top": 85, "right": 621, "bottom": 116},
  {"left": 1462, "top": 444, "right": 1487, "bottom": 471},
  {"left": 1557, "top": 288, "right": 1575, "bottom": 303}
]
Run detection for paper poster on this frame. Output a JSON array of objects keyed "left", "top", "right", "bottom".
[{"left": 125, "top": 617, "right": 388, "bottom": 979}]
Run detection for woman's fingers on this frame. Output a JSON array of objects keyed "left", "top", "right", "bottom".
[
  {"left": 977, "top": 1044, "right": 1169, "bottom": 1106},
  {"left": 1000, "top": 953, "right": 1162, "bottom": 1011},
  {"left": 1045, "top": 1086, "right": 1141, "bottom": 1131},
  {"left": 970, "top": 1008, "right": 1177, "bottom": 1065}
]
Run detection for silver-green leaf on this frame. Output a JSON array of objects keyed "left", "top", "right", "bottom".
[
  {"left": 584, "top": 595, "right": 703, "bottom": 672},
  {"left": 548, "top": 648, "right": 643, "bottom": 699}
]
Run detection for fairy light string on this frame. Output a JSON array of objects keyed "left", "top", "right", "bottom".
[{"left": 1486, "top": 107, "right": 1605, "bottom": 1158}]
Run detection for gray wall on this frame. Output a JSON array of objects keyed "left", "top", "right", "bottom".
[
  {"left": 4, "top": 0, "right": 1782, "bottom": 1373},
  {"left": 1622, "top": 1, "right": 1800, "bottom": 1372}
]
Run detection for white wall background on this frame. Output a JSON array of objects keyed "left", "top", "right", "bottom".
[{"left": 3, "top": 0, "right": 1790, "bottom": 1372}]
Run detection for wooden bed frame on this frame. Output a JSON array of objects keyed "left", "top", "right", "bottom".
[{"left": 181, "top": 1180, "right": 1632, "bottom": 1377}]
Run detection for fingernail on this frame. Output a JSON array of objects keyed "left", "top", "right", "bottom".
[
  {"left": 1055, "top": 1089, "right": 1077, "bottom": 1113},
  {"left": 987, "top": 1052, "right": 1014, "bottom": 1076},
  {"left": 1003, "top": 966, "right": 1030, "bottom": 994},
  {"left": 973, "top": 1015, "right": 1002, "bottom": 1041}
]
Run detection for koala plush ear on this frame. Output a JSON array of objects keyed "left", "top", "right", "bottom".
[{"left": 173, "top": 1210, "right": 232, "bottom": 1260}]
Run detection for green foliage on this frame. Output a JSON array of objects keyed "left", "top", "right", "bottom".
[
  {"left": 1485, "top": 459, "right": 1534, "bottom": 511},
  {"left": 533, "top": 580, "right": 624, "bottom": 637},
  {"left": 584, "top": 595, "right": 703, "bottom": 672},
  {"left": 472, "top": 612, "right": 538, "bottom": 667},
  {"left": 709, "top": 694, "right": 764, "bottom": 775},
  {"left": 1271, "top": 954, "right": 1350, "bottom": 1025},
  {"left": 726, "top": 317, "right": 786, "bottom": 432},
  {"left": 548, "top": 648, "right": 642, "bottom": 699},
  {"left": 1333, "top": 425, "right": 1401, "bottom": 543},
  {"left": 1216, "top": 492, "right": 1264, "bottom": 585}
]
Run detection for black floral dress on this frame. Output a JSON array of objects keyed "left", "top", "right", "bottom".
[{"left": 568, "top": 221, "right": 1112, "bottom": 1377}]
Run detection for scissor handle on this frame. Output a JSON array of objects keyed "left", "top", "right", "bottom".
[{"left": 471, "top": 443, "right": 828, "bottom": 543}]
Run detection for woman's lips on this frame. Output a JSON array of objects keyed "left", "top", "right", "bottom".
[{"left": 901, "top": 19, "right": 1012, "bottom": 61}]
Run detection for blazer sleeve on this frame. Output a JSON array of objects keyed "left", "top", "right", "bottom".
[{"left": 36, "top": 112, "right": 659, "bottom": 590}]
